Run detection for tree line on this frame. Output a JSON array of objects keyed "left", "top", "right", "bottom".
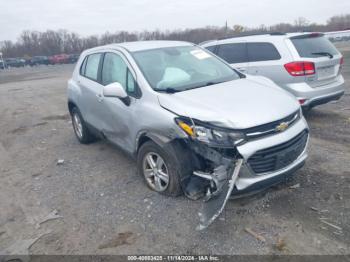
[{"left": 1, "top": 14, "right": 349, "bottom": 58}]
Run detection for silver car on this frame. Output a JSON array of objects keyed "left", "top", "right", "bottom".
[
  {"left": 201, "top": 33, "right": 345, "bottom": 111},
  {"left": 67, "top": 41, "right": 309, "bottom": 228}
]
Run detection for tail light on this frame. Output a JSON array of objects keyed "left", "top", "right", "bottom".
[
  {"left": 298, "top": 99, "right": 306, "bottom": 105},
  {"left": 284, "top": 62, "right": 315, "bottom": 76}
]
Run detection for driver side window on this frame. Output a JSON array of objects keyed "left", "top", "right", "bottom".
[
  {"left": 102, "top": 53, "right": 127, "bottom": 87},
  {"left": 101, "top": 52, "right": 138, "bottom": 96}
]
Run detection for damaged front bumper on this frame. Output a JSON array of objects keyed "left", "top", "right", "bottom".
[{"left": 182, "top": 117, "right": 309, "bottom": 230}]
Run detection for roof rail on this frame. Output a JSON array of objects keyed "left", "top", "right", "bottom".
[{"left": 217, "top": 31, "right": 286, "bottom": 40}]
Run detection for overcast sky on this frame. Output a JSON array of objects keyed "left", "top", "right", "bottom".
[{"left": 0, "top": 0, "right": 349, "bottom": 41}]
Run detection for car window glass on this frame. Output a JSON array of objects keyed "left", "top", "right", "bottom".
[
  {"left": 216, "top": 43, "right": 248, "bottom": 64},
  {"left": 247, "top": 42, "right": 281, "bottom": 62},
  {"left": 205, "top": 46, "right": 216, "bottom": 53},
  {"left": 85, "top": 53, "right": 101, "bottom": 80},
  {"left": 101, "top": 53, "right": 127, "bottom": 88},
  {"left": 127, "top": 70, "right": 136, "bottom": 93},
  {"left": 80, "top": 57, "right": 87, "bottom": 75},
  {"left": 133, "top": 46, "right": 239, "bottom": 91},
  {"left": 290, "top": 36, "right": 338, "bottom": 58}
]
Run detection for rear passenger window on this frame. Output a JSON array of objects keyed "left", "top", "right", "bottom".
[
  {"left": 216, "top": 43, "right": 248, "bottom": 64},
  {"left": 247, "top": 43, "right": 281, "bottom": 62},
  {"left": 84, "top": 53, "right": 101, "bottom": 80}
]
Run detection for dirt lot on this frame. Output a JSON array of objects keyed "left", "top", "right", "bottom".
[{"left": 0, "top": 50, "right": 349, "bottom": 255}]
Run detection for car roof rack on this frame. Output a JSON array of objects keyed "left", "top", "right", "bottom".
[{"left": 217, "top": 32, "right": 286, "bottom": 40}]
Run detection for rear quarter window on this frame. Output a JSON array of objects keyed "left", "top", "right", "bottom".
[
  {"left": 247, "top": 42, "right": 281, "bottom": 62},
  {"left": 216, "top": 43, "right": 248, "bottom": 64},
  {"left": 290, "top": 36, "right": 338, "bottom": 58}
]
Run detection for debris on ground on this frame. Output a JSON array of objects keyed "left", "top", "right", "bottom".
[
  {"left": 320, "top": 219, "right": 342, "bottom": 232},
  {"left": 57, "top": 159, "right": 64, "bottom": 165},
  {"left": 275, "top": 237, "right": 287, "bottom": 251},
  {"left": 289, "top": 183, "right": 300, "bottom": 189},
  {"left": 310, "top": 206, "right": 319, "bottom": 212},
  {"left": 36, "top": 209, "right": 63, "bottom": 228},
  {"left": 244, "top": 227, "right": 266, "bottom": 242},
  {"left": 98, "top": 231, "right": 136, "bottom": 249},
  {"left": 2, "top": 232, "right": 50, "bottom": 258}
]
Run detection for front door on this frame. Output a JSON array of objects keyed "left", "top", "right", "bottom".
[{"left": 99, "top": 52, "right": 138, "bottom": 153}]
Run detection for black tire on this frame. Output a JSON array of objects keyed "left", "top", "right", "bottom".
[
  {"left": 71, "top": 107, "right": 96, "bottom": 144},
  {"left": 137, "top": 140, "right": 192, "bottom": 197}
]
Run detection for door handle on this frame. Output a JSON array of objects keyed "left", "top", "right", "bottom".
[
  {"left": 237, "top": 67, "right": 247, "bottom": 72},
  {"left": 96, "top": 93, "right": 103, "bottom": 102}
]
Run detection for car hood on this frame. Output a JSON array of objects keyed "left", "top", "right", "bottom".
[{"left": 157, "top": 76, "right": 300, "bottom": 129}]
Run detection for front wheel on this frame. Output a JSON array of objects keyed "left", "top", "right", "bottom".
[{"left": 137, "top": 140, "right": 191, "bottom": 196}]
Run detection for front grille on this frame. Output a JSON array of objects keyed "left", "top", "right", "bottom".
[
  {"left": 245, "top": 110, "right": 300, "bottom": 140},
  {"left": 248, "top": 130, "right": 308, "bottom": 174}
]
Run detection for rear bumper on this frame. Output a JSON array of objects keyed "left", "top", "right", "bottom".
[
  {"left": 284, "top": 74, "right": 345, "bottom": 108},
  {"left": 302, "top": 90, "right": 344, "bottom": 109}
]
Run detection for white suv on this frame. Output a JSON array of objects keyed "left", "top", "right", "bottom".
[{"left": 201, "top": 32, "right": 345, "bottom": 111}]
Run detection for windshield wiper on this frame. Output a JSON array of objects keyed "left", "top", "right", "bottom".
[
  {"left": 154, "top": 87, "right": 181, "bottom": 94},
  {"left": 311, "top": 52, "right": 334, "bottom": 59},
  {"left": 184, "top": 81, "right": 222, "bottom": 91}
]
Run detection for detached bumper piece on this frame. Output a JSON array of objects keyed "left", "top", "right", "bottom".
[
  {"left": 303, "top": 91, "right": 344, "bottom": 109},
  {"left": 196, "top": 159, "right": 243, "bottom": 230}
]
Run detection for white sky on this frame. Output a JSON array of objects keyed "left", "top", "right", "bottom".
[{"left": 0, "top": 0, "right": 349, "bottom": 41}]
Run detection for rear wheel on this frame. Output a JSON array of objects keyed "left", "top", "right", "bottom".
[{"left": 71, "top": 107, "right": 96, "bottom": 144}]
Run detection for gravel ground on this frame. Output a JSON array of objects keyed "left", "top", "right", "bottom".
[{"left": 0, "top": 51, "right": 349, "bottom": 255}]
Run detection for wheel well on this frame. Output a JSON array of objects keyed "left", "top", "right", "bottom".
[
  {"left": 68, "top": 101, "right": 77, "bottom": 114},
  {"left": 137, "top": 135, "right": 152, "bottom": 152}
]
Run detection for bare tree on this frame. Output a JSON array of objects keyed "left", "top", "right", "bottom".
[{"left": 1, "top": 13, "right": 349, "bottom": 58}]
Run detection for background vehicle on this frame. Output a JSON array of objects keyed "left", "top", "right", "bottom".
[
  {"left": 4, "top": 58, "right": 25, "bottom": 68},
  {"left": 67, "top": 41, "right": 309, "bottom": 203},
  {"left": 0, "top": 59, "right": 6, "bottom": 69},
  {"left": 201, "top": 32, "right": 345, "bottom": 111},
  {"left": 49, "top": 54, "right": 70, "bottom": 64},
  {"left": 68, "top": 54, "right": 80, "bottom": 63},
  {"left": 29, "top": 56, "right": 49, "bottom": 66}
]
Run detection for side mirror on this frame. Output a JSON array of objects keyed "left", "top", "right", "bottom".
[{"left": 103, "top": 82, "right": 128, "bottom": 98}]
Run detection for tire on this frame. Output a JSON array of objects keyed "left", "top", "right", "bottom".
[
  {"left": 71, "top": 107, "right": 96, "bottom": 144},
  {"left": 137, "top": 140, "right": 192, "bottom": 197}
]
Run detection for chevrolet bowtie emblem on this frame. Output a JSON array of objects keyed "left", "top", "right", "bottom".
[{"left": 276, "top": 122, "right": 289, "bottom": 132}]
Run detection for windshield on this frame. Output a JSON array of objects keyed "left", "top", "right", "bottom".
[
  {"left": 291, "top": 35, "right": 339, "bottom": 58},
  {"left": 132, "top": 46, "right": 240, "bottom": 92}
]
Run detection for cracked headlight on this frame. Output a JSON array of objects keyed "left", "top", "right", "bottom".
[{"left": 176, "top": 118, "right": 246, "bottom": 147}]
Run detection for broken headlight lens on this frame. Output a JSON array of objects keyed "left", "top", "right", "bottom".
[{"left": 176, "top": 118, "right": 246, "bottom": 147}]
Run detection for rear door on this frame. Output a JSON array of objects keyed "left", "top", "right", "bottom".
[
  {"left": 77, "top": 53, "right": 104, "bottom": 128},
  {"left": 215, "top": 42, "right": 249, "bottom": 73},
  {"left": 289, "top": 34, "right": 342, "bottom": 88},
  {"left": 246, "top": 42, "right": 283, "bottom": 80}
]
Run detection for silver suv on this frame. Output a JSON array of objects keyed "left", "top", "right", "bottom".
[
  {"left": 201, "top": 33, "right": 345, "bottom": 111},
  {"left": 67, "top": 41, "right": 309, "bottom": 227}
]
